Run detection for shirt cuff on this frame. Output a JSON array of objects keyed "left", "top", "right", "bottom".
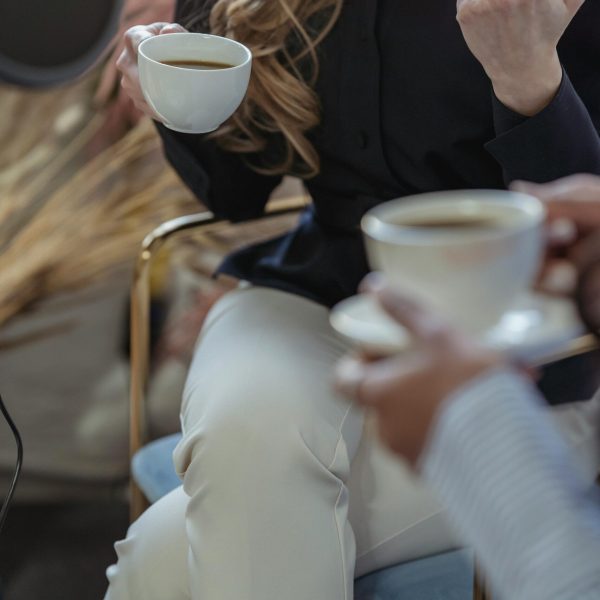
[
  {"left": 490, "top": 89, "right": 529, "bottom": 133},
  {"left": 485, "top": 69, "right": 600, "bottom": 183}
]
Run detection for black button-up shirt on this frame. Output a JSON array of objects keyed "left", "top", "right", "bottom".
[{"left": 158, "top": 0, "right": 600, "bottom": 307}]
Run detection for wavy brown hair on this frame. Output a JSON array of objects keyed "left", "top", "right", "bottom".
[{"left": 181, "top": 0, "right": 343, "bottom": 178}]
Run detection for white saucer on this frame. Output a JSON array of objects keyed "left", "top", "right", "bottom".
[{"left": 330, "top": 292, "right": 587, "bottom": 363}]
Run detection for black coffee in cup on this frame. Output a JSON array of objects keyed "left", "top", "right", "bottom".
[
  {"left": 396, "top": 216, "right": 503, "bottom": 229},
  {"left": 160, "top": 59, "right": 235, "bottom": 70}
]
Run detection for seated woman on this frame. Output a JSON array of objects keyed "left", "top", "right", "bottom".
[{"left": 106, "top": 1, "right": 600, "bottom": 598}]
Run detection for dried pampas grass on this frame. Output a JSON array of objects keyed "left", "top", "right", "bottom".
[{"left": 0, "top": 75, "right": 198, "bottom": 329}]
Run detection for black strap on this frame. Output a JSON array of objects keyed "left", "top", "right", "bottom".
[{"left": 0, "top": 0, "right": 123, "bottom": 88}]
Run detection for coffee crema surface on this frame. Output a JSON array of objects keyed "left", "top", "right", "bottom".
[
  {"left": 393, "top": 216, "right": 507, "bottom": 229},
  {"left": 160, "top": 59, "right": 235, "bottom": 70}
]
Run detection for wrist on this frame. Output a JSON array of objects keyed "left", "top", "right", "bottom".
[
  {"left": 490, "top": 54, "right": 563, "bottom": 117},
  {"left": 415, "top": 357, "right": 504, "bottom": 471},
  {"left": 439, "top": 345, "right": 505, "bottom": 404}
]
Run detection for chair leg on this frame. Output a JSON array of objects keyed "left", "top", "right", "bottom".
[
  {"left": 474, "top": 570, "right": 491, "bottom": 600},
  {"left": 130, "top": 479, "right": 149, "bottom": 522},
  {"left": 129, "top": 245, "right": 152, "bottom": 523},
  {"left": 129, "top": 212, "right": 221, "bottom": 524}
]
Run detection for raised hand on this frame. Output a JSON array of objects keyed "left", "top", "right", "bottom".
[{"left": 456, "top": 0, "right": 586, "bottom": 116}]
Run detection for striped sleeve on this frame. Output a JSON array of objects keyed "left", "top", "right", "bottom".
[{"left": 421, "top": 369, "right": 600, "bottom": 600}]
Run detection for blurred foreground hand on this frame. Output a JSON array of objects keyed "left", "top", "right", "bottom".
[
  {"left": 335, "top": 275, "right": 501, "bottom": 467},
  {"left": 513, "top": 175, "right": 600, "bottom": 288}
]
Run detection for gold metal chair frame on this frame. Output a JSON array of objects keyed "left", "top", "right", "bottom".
[{"left": 129, "top": 196, "right": 598, "bottom": 599}]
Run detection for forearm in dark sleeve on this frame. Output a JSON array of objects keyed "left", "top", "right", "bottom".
[
  {"left": 156, "top": 123, "right": 283, "bottom": 222},
  {"left": 485, "top": 70, "right": 600, "bottom": 184}
]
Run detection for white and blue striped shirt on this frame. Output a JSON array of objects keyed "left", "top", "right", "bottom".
[{"left": 421, "top": 369, "right": 600, "bottom": 600}]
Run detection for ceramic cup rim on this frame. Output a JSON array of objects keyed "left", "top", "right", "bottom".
[
  {"left": 362, "top": 190, "right": 546, "bottom": 247},
  {"left": 138, "top": 32, "right": 252, "bottom": 74}
]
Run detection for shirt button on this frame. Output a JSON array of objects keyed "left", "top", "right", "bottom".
[{"left": 357, "top": 131, "right": 369, "bottom": 150}]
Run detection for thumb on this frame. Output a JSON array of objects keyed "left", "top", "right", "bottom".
[
  {"left": 124, "top": 22, "right": 180, "bottom": 56},
  {"left": 159, "top": 23, "right": 187, "bottom": 35}
]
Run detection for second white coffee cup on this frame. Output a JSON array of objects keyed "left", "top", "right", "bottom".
[
  {"left": 362, "top": 190, "right": 546, "bottom": 333},
  {"left": 138, "top": 32, "right": 252, "bottom": 134}
]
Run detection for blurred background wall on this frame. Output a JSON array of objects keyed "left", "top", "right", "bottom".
[
  {"left": 0, "top": 17, "right": 304, "bottom": 592},
  {"left": 0, "top": 73, "right": 200, "bottom": 501}
]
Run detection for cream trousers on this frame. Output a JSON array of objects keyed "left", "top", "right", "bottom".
[
  {"left": 104, "top": 286, "right": 599, "bottom": 599},
  {"left": 105, "top": 286, "right": 457, "bottom": 599}
]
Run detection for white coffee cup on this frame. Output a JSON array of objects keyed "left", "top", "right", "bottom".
[
  {"left": 138, "top": 33, "right": 252, "bottom": 134},
  {"left": 362, "top": 190, "right": 546, "bottom": 333}
]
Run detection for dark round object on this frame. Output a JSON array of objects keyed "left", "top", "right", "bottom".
[{"left": 0, "top": 0, "right": 123, "bottom": 87}]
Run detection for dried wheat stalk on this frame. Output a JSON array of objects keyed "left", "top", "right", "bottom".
[{"left": 0, "top": 75, "right": 198, "bottom": 329}]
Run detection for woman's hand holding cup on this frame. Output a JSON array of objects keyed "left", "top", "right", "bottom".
[
  {"left": 120, "top": 27, "right": 252, "bottom": 134},
  {"left": 117, "top": 22, "right": 187, "bottom": 119}
]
